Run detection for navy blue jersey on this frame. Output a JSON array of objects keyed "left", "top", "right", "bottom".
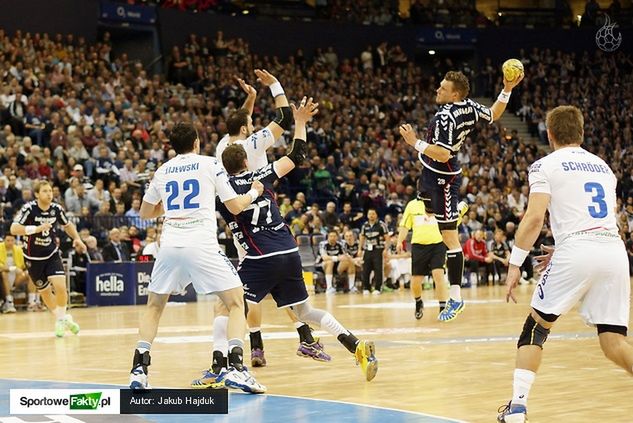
[
  {"left": 217, "top": 163, "right": 298, "bottom": 259},
  {"left": 14, "top": 201, "right": 69, "bottom": 260},
  {"left": 420, "top": 98, "right": 492, "bottom": 176}
]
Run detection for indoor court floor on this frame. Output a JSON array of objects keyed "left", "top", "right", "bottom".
[{"left": 1, "top": 284, "right": 632, "bottom": 422}]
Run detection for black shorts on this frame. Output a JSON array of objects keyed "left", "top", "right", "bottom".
[
  {"left": 25, "top": 252, "right": 65, "bottom": 290},
  {"left": 237, "top": 252, "right": 309, "bottom": 308},
  {"left": 418, "top": 168, "right": 462, "bottom": 224},
  {"left": 411, "top": 243, "right": 446, "bottom": 276}
]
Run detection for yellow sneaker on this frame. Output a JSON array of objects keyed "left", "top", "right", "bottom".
[
  {"left": 191, "top": 369, "right": 226, "bottom": 389},
  {"left": 456, "top": 201, "right": 469, "bottom": 225},
  {"left": 355, "top": 340, "right": 378, "bottom": 382}
]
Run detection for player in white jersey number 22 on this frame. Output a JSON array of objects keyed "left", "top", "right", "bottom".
[
  {"left": 498, "top": 106, "right": 633, "bottom": 423},
  {"left": 128, "top": 122, "right": 267, "bottom": 393}
]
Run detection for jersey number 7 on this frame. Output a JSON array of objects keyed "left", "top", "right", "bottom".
[{"left": 245, "top": 199, "right": 272, "bottom": 225}]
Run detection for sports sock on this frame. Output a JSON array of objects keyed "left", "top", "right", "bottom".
[
  {"left": 439, "top": 301, "right": 447, "bottom": 313},
  {"left": 228, "top": 340, "right": 245, "bottom": 370},
  {"left": 449, "top": 285, "right": 461, "bottom": 301},
  {"left": 136, "top": 340, "right": 152, "bottom": 354},
  {"left": 213, "top": 315, "right": 229, "bottom": 356},
  {"left": 6, "top": 294, "right": 13, "bottom": 302},
  {"left": 325, "top": 274, "right": 333, "bottom": 289},
  {"left": 348, "top": 274, "right": 355, "bottom": 290},
  {"left": 337, "top": 333, "right": 360, "bottom": 354},
  {"left": 54, "top": 306, "right": 66, "bottom": 320},
  {"left": 211, "top": 350, "right": 226, "bottom": 374},
  {"left": 511, "top": 368, "right": 535, "bottom": 407},
  {"left": 249, "top": 328, "right": 264, "bottom": 350},
  {"left": 295, "top": 322, "right": 315, "bottom": 344},
  {"left": 28, "top": 293, "right": 36, "bottom": 304}
]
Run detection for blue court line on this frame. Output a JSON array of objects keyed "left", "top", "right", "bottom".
[{"left": 0, "top": 379, "right": 466, "bottom": 423}]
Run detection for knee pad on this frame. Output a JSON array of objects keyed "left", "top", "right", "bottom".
[{"left": 517, "top": 314, "right": 550, "bottom": 349}]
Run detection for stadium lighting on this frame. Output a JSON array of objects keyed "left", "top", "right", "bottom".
[{"left": 428, "top": 50, "right": 436, "bottom": 55}]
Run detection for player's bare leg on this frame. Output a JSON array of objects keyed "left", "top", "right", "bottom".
[
  {"left": 246, "top": 301, "right": 267, "bottom": 367},
  {"left": 410, "top": 275, "right": 424, "bottom": 320},
  {"left": 598, "top": 331, "right": 633, "bottom": 375},
  {"left": 431, "top": 268, "right": 449, "bottom": 315},
  {"left": 292, "top": 301, "right": 377, "bottom": 381},
  {"left": 498, "top": 309, "right": 553, "bottom": 422},
  {"left": 323, "top": 260, "right": 336, "bottom": 295},
  {"left": 129, "top": 292, "right": 169, "bottom": 389},
  {"left": 338, "top": 258, "right": 357, "bottom": 293},
  {"left": 438, "top": 228, "right": 465, "bottom": 322},
  {"left": 40, "top": 276, "right": 79, "bottom": 337}
]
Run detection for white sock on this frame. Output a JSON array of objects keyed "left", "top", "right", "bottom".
[
  {"left": 54, "top": 306, "right": 66, "bottom": 320},
  {"left": 136, "top": 340, "right": 152, "bottom": 354},
  {"left": 213, "top": 315, "right": 229, "bottom": 355},
  {"left": 348, "top": 274, "right": 355, "bottom": 290},
  {"left": 512, "top": 368, "right": 536, "bottom": 407},
  {"left": 293, "top": 321, "right": 305, "bottom": 329},
  {"left": 35, "top": 293, "right": 41, "bottom": 304},
  {"left": 6, "top": 294, "right": 13, "bottom": 302},
  {"left": 449, "top": 285, "right": 462, "bottom": 301},
  {"left": 28, "top": 293, "right": 36, "bottom": 304},
  {"left": 248, "top": 326, "right": 261, "bottom": 333},
  {"left": 319, "top": 312, "right": 348, "bottom": 337},
  {"left": 325, "top": 274, "right": 333, "bottom": 289}
]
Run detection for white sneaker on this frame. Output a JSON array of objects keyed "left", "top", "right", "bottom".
[
  {"left": 527, "top": 278, "right": 537, "bottom": 285},
  {"left": 349, "top": 287, "right": 359, "bottom": 294},
  {"left": 519, "top": 278, "right": 528, "bottom": 285},
  {"left": 372, "top": 290, "right": 381, "bottom": 296},
  {"left": 363, "top": 290, "right": 370, "bottom": 295},
  {"left": 1, "top": 301, "right": 16, "bottom": 313},
  {"left": 221, "top": 367, "right": 266, "bottom": 394},
  {"left": 493, "top": 274, "right": 500, "bottom": 283},
  {"left": 469, "top": 273, "right": 478, "bottom": 286},
  {"left": 129, "top": 366, "right": 150, "bottom": 390},
  {"left": 488, "top": 274, "right": 493, "bottom": 283},
  {"left": 325, "top": 287, "right": 337, "bottom": 295}
]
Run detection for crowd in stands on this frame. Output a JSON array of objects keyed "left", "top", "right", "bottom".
[{"left": 0, "top": 24, "right": 632, "bottom": 301}]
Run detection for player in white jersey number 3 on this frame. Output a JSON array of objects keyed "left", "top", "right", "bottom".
[
  {"left": 128, "top": 123, "right": 266, "bottom": 393},
  {"left": 498, "top": 106, "right": 633, "bottom": 422}
]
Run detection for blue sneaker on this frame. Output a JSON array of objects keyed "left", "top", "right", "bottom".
[
  {"left": 497, "top": 401, "right": 528, "bottom": 422},
  {"left": 437, "top": 298, "right": 465, "bottom": 322},
  {"left": 221, "top": 367, "right": 266, "bottom": 394},
  {"left": 191, "top": 368, "right": 225, "bottom": 389},
  {"left": 129, "top": 366, "right": 150, "bottom": 390}
]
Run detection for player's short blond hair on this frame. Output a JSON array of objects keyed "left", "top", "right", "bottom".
[
  {"left": 546, "top": 105, "right": 584, "bottom": 146},
  {"left": 444, "top": 71, "right": 470, "bottom": 99},
  {"left": 33, "top": 179, "right": 51, "bottom": 193}
]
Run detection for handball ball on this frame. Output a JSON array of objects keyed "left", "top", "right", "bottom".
[{"left": 502, "top": 59, "right": 524, "bottom": 81}]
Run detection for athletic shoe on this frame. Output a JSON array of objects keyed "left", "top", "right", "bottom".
[
  {"left": 2, "top": 301, "right": 16, "bottom": 314},
  {"left": 251, "top": 348, "right": 266, "bottom": 367},
  {"left": 27, "top": 303, "right": 38, "bottom": 312},
  {"left": 497, "top": 401, "right": 528, "bottom": 422},
  {"left": 372, "top": 290, "right": 381, "bottom": 296},
  {"left": 355, "top": 340, "right": 378, "bottom": 382},
  {"left": 297, "top": 340, "right": 331, "bottom": 362},
  {"left": 221, "top": 367, "right": 266, "bottom": 394},
  {"left": 349, "top": 287, "right": 359, "bottom": 294},
  {"left": 457, "top": 201, "right": 469, "bottom": 225},
  {"left": 325, "top": 287, "right": 337, "bottom": 295},
  {"left": 363, "top": 290, "right": 370, "bottom": 295},
  {"left": 381, "top": 285, "right": 394, "bottom": 293},
  {"left": 415, "top": 300, "right": 424, "bottom": 320},
  {"left": 191, "top": 369, "right": 225, "bottom": 389},
  {"left": 129, "top": 366, "right": 150, "bottom": 390},
  {"left": 437, "top": 298, "right": 465, "bottom": 322},
  {"left": 55, "top": 319, "right": 66, "bottom": 337},
  {"left": 64, "top": 315, "right": 80, "bottom": 335}
]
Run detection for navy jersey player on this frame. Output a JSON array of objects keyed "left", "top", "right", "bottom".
[
  {"left": 400, "top": 70, "right": 524, "bottom": 322},
  {"left": 11, "top": 180, "right": 86, "bottom": 337},
  {"left": 194, "top": 98, "right": 378, "bottom": 387}
]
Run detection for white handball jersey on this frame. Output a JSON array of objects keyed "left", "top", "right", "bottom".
[
  {"left": 215, "top": 127, "right": 275, "bottom": 171},
  {"left": 528, "top": 146, "right": 619, "bottom": 245},
  {"left": 143, "top": 153, "right": 238, "bottom": 247}
]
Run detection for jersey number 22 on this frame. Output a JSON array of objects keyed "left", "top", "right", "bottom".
[{"left": 166, "top": 179, "right": 200, "bottom": 210}]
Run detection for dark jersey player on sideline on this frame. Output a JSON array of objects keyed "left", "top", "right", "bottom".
[
  {"left": 11, "top": 180, "right": 86, "bottom": 337},
  {"left": 213, "top": 97, "right": 378, "bottom": 382},
  {"left": 399, "top": 70, "right": 524, "bottom": 322}
]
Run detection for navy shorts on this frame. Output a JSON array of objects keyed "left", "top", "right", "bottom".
[
  {"left": 237, "top": 252, "right": 309, "bottom": 308},
  {"left": 418, "top": 168, "right": 462, "bottom": 224},
  {"left": 25, "top": 252, "right": 65, "bottom": 290}
]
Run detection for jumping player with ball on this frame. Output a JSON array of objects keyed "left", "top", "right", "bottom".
[{"left": 399, "top": 61, "right": 524, "bottom": 322}]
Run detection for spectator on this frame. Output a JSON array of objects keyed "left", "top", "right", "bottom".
[
  {"left": 463, "top": 230, "right": 493, "bottom": 286},
  {"left": 102, "top": 228, "right": 131, "bottom": 262}
]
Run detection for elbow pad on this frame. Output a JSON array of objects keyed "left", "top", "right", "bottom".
[
  {"left": 287, "top": 138, "right": 307, "bottom": 165},
  {"left": 274, "top": 106, "right": 293, "bottom": 130}
]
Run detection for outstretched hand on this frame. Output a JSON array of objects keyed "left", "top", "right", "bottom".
[
  {"left": 254, "top": 69, "right": 278, "bottom": 86},
  {"left": 291, "top": 96, "right": 319, "bottom": 122},
  {"left": 236, "top": 77, "right": 256, "bottom": 97},
  {"left": 503, "top": 72, "right": 525, "bottom": 91},
  {"left": 399, "top": 124, "right": 418, "bottom": 147}
]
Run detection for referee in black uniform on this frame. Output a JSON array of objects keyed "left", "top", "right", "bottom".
[{"left": 358, "top": 208, "right": 390, "bottom": 295}]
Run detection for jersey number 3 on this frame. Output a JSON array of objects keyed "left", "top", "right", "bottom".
[
  {"left": 584, "top": 182, "right": 607, "bottom": 218},
  {"left": 166, "top": 179, "right": 200, "bottom": 210}
]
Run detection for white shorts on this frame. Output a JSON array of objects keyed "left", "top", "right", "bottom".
[
  {"left": 149, "top": 246, "right": 242, "bottom": 295},
  {"left": 531, "top": 238, "right": 630, "bottom": 328},
  {"left": 389, "top": 258, "right": 411, "bottom": 280}
]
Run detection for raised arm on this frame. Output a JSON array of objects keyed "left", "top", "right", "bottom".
[
  {"left": 273, "top": 97, "right": 319, "bottom": 178},
  {"left": 255, "top": 69, "right": 292, "bottom": 139},
  {"left": 489, "top": 73, "right": 524, "bottom": 122},
  {"left": 237, "top": 77, "right": 256, "bottom": 116}
]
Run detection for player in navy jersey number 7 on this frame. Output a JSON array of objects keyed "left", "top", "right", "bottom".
[
  {"left": 399, "top": 70, "right": 524, "bottom": 322},
  {"left": 11, "top": 180, "right": 86, "bottom": 338},
  {"left": 194, "top": 98, "right": 378, "bottom": 387}
]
